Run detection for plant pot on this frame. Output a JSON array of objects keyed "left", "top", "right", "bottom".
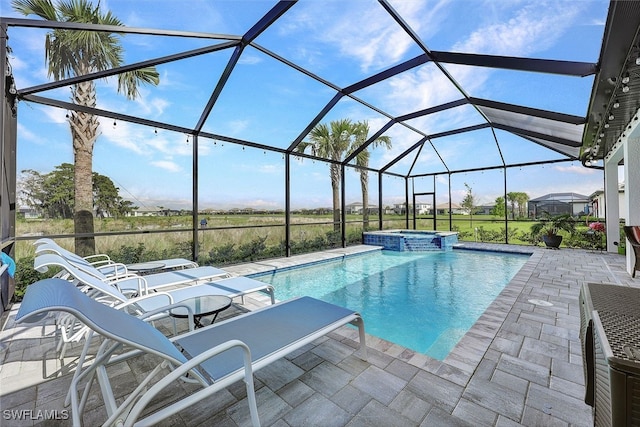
[{"left": 542, "top": 234, "right": 563, "bottom": 248}]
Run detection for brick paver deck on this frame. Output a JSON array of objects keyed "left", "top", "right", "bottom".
[{"left": 1, "top": 243, "right": 638, "bottom": 426}]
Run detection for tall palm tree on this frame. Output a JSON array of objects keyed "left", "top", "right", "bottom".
[
  {"left": 350, "top": 121, "right": 391, "bottom": 230},
  {"left": 295, "top": 119, "right": 354, "bottom": 231},
  {"left": 506, "top": 191, "right": 518, "bottom": 220},
  {"left": 13, "top": 0, "right": 159, "bottom": 256}
]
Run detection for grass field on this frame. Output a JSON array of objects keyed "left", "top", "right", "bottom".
[
  {"left": 14, "top": 213, "right": 540, "bottom": 259},
  {"left": 11, "top": 212, "right": 612, "bottom": 299}
]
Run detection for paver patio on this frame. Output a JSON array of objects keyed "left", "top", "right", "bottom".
[{"left": 1, "top": 243, "right": 638, "bottom": 426}]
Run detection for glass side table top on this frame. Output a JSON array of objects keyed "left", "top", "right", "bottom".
[{"left": 169, "top": 295, "right": 233, "bottom": 328}]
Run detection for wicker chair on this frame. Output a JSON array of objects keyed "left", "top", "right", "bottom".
[{"left": 623, "top": 226, "right": 640, "bottom": 278}]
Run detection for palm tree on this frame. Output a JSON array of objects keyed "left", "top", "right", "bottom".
[
  {"left": 350, "top": 121, "right": 391, "bottom": 230},
  {"left": 506, "top": 191, "right": 518, "bottom": 220},
  {"left": 295, "top": 119, "right": 354, "bottom": 231},
  {"left": 13, "top": 0, "right": 159, "bottom": 256}
]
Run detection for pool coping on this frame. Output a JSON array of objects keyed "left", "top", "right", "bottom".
[{"left": 442, "top": 245, "right": 542, "bottom": 376}]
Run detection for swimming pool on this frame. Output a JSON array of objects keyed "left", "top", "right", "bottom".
[{"left": 252, "top": 249, "right": 529, "bottom": 360}]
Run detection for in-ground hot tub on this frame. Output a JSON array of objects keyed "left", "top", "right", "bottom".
[{"left": 363, "top": 229, "right": 458, "bottom": 251}]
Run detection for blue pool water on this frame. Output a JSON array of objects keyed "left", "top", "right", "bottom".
[{"left": 252, "top": 249, "right": 529, "bottom": 360}]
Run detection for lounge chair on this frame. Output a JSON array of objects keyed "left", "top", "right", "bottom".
[
  {"left": 623, "top": 226, "right": 640, "bottom": 278},
  {"left": 35, "top": 252, "right": 275, "bottom": 303},
  {"left": 35, "top": 252, "right": 229, "bottom": 295},
  {"left": 34, "top": 253, "right": 275, "bottom": 356},
  {"left": 17, "top": 278, "right": 366, "bottom": 427},
  {"left": 34, "top": 238, "right": 198, "bottom": 275}
]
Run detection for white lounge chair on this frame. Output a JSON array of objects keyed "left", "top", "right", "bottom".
[
  {"left": 33, "top": 252, "right": 275, "bottom": 356},
  {"left": 34, "top": 238, "right": 198, "bottom": 274},
  {"left": 17, "top": 278, "right": 366, "bottom": 427},
  {"left": 35, "top": 252, "right": 229, "bottom": 295}
]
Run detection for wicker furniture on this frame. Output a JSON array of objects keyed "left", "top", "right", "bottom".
[{"left": 579, "top": 283, "right": 640, "bottom": 426}]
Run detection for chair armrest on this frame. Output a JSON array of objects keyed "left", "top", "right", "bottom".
[
  {"left": 123, "top": 339, "right": 257, "bottom": 427},
  {"left": 83, "top": 254, "right": 112, "bottom": 264},
  {"left": 99, "top": 262, "right": 129, "bottom": 277},
  {"left": 105, "top": 274, "right": 148, "bottom": 295},
  {"left": 135, "top": 300, "right": 196, "bottom": 331}
]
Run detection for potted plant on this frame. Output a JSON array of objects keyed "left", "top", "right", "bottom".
[{"left": 530, "top": 212, "right": 576, "bottom": 248}]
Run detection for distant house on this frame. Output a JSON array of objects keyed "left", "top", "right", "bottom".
[
  {"left": 590, "top": 183, "right": 626, "bottom": 220},
  {"left": 346, "top": 202, "right": 363, "bottom": 214},
  {"left": 528, "top": 193, "right": 590, "bottom": 218},
  {"left": 475, "top": 204, "right": 495, "bottom": 215},
  {"left": 436, "top": 202, "right": 464, "bottom": 215},
  {"left": 347, "top": 202, "right": 379, "bottom": 215},
  {"left": 383, "top": 206, "right": 395, "bottom": 215},
  {"left": 130, "top": 206, "right": 165, "bottom": 217},
  {"left": 18, "top": 206, "right": 40, "bottom": 219},
  {"left": 393, "top": 203, "right": 431, "bottom": 215}
]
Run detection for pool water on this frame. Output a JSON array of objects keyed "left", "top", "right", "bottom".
[{"left": 252, "top": 249, "right": 529, "bottom": 360}]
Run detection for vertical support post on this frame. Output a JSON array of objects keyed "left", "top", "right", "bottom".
[
  {"left": 285, "top": 153, "right": 291, "bottom": 257},
  {"left": 504, "top": 166, "right": 509, "bottom": 244},
  {"left": 432, "top": 175, "right": 436, "bottom": 231},
  {"left": 378, "top": 172, "right": 383, "bottom": 230},
  {"left": 448, "top": 173, "right": 452, "bottom": 231},
  {"left": 341, "top": 163, "right": 346, "bottom": 248},
  {"left": 604, "top": 157, "right": 620, "bottom": 253},
  {"left": 1, "top": 24, "right": 18, "bottom": 313},
  {"left": 404, "top": 177, "right": 409, "bottom": 229},
  {"left": 192, "top": 133, "right": 199, "bottom": 262},
  {"left": 412, "top": 192, "right": 416, "bottom": 230}
]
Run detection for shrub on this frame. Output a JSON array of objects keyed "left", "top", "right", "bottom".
[
  {"left": 208, "top": 243, "right": 236, "bottom": 265},
  {"left": 237, "top": 235, "right": 268, "bottom": 261},
  {"left": 106, "top": 242, "right": 146, "bottom": 264},
  {"left": 14, "top": 256, "right": 58, "bottom": 302}
]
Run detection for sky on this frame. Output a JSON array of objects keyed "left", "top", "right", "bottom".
[{"left": 1, "top": 0, "right": 613, "bottom": 211}]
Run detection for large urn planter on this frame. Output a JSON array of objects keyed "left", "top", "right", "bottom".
[
  {"left": 531, "top": 213, "right": 575, "bottom": 250},
  {"left": 542, "top": 234, "right": 563, "bottom": 249}
]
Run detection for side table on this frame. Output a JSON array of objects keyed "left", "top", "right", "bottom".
[{"left": 170, "top": 295, "right": 233, "bottom": 328}]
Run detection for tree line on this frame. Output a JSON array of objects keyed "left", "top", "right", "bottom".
[
  {"left": 491, "top": 192, "right": 530, "bottom": 219},
  {"left": 19, "top": 163, "right": 136, "bottom": 219}
]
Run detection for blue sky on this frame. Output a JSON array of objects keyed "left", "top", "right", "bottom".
[{"left": 2, "top": 0, "right": 611, "bottom": 210}]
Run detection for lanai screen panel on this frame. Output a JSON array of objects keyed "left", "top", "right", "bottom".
[
  {"left": 201, "top": 45, "right": 335, "bottom": 150},
  {"left": 255, "top": 0, "right": 423, "bottom": 87},
  {"left": 357, "top": 123, "right": 425, "bottom": 173},
  {"left": 478, "top": 105, "right": 583, "bottom": 152},
  {"left": 352, "top": 61, "right": 462, "bottom": 119},
  {"left": 494, "top": 130, "right": 576, "bottom": 165},
  {"left": 430, "top": 128, "right": 504, "bottom": 172},
  {"left": 403, "top": 103, "right": 485, "bottom": 138}
]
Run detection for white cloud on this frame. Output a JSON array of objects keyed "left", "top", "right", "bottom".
[
  {"left": 227, "top": 119, "right": 249, "bottom": 136},
  {"left": 257, "top": 164, "right": 282, "bottom": 174},
  {"left": 284, "top": 0, "right": 445, "bottom": 73},
  {"left": 453, "top": 1, "right": 581, "bottom": 56},
  {"left": 554, "top": 164, "right": 597, "bottom": 175},
  {"left": 239, "top": 54, "right": 262, "bottom": 66},
  {"left": 42, "top": 107, "right": 69, "bottom": 125},
  {"left": 17, "top": 122, "right": 46, "bottom": 144},
  {"left": 151, "top": 160, "right": 182, "bottom": 173}
]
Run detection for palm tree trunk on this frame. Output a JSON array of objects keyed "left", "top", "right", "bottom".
[
  {"left": 360, "top": 169, "right": 369, "bottom": 230},
  {"left": 70, "top": 80, "right": 99, "bottom": 256},
  {"left": 330, "top": 163, "right": 341, "bottom": 232}
]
